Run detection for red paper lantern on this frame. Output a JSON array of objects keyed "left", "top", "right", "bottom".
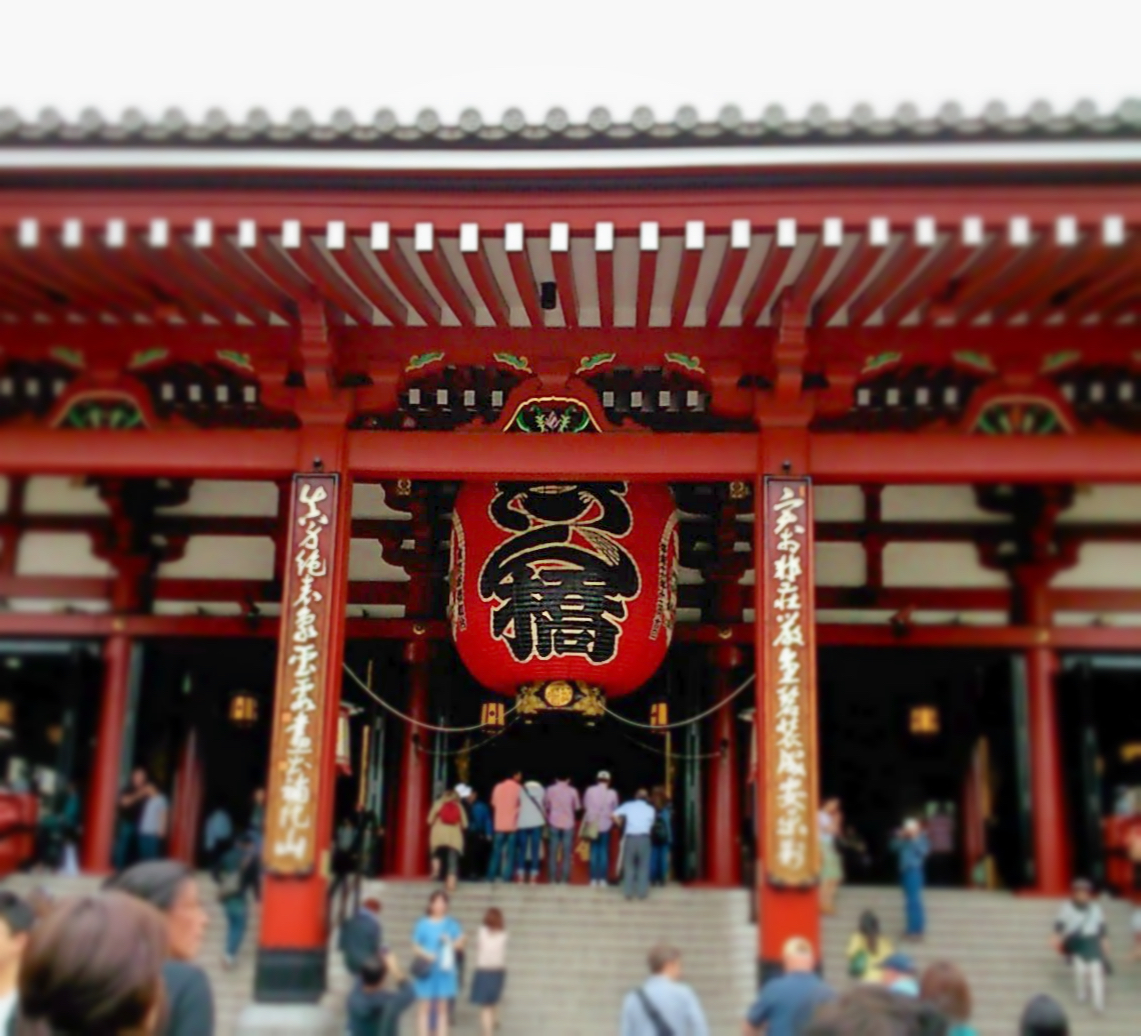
[{"left": 450, "top": 481, "right": 678, "bottom": 698}]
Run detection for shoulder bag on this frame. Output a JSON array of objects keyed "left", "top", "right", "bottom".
[{"left": 635, "top": 990, "right": 676, "bottom": 1036}]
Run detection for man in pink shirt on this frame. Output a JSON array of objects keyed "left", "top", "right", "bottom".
[
  {"left": 544, "top": 776, "right": 582, "bottom": 884},
  {"left": 487, "top": 770, "right": 522, "bottom": 882},
  {"left": 582, "top": 770, "right": 620, "bottom": 887}
]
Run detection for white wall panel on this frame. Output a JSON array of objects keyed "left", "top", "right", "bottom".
[
  {"left": 741, "top": 541, "right": 865, "bottom": 587},
  {"left": 883, "top": 543, "right": 1007, "bottom": 587},
  {"left": 1061, "top": 486, "right": 1141, "bottom": 522},
  {"left": 348, "top": 539, "right": 409, "bottom": 581},
  {"left": 814, "top": 485, "right": 864, "bottom": 521},
  {"left": 1054, "top": 545, "right": 1141, "bottom": 588},
  {"left": 158, "top": 536, "right": 274, "bottom": 579},
  {"left": 881, "top": 486, "right": 1003, "bottom": 522},
  {"left": 16, "top": 532, "right": 112, "bottom": 576},
  {"left": 160, "top": 480, "right": 278, "bottom": 517},
  {"left": 351, "top": 483, "right": 409, "bottom": 519},
  {"left": 24, "top": 477, "right": 107, "bottom": 515}
]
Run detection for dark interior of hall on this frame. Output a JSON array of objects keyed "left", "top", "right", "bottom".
[{"left": 818, "top": 647, "right": 1029, "bottom": 888}]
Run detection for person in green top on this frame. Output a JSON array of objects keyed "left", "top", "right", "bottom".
[{"left": 920, "top": 961, "right": 979, "bottom": 1036}]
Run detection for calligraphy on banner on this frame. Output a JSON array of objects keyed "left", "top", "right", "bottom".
[
  {"left": 263, "top": 474, "right": 339, "bottom": 876},
  {"left": 761, "top": 477, "right": 820, "bottom": 887}
]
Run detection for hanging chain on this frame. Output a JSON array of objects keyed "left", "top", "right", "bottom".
[
  {"left": 602, "top": 673, "right": 755, "bottom": 731},
  {"left": 618, "top": 728, "right": 727, "bottom": 762}
]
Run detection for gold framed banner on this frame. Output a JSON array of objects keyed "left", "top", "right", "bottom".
[
  {"left": 263, "top": 473, "right": 339, "bottom": 876},
  {"left": 760, "top": 476, "right": 820, "bottom": 887}
]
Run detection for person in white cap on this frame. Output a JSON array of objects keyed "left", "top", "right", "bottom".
[
  {"left": 890, "top": 818, "right": 930, "bottom": 942},
  {"left": 582, "top": 771, "right": 619, "bottom": 887},
  {"left": 427, "top": 784, "right": 469, "bottom": 891}
]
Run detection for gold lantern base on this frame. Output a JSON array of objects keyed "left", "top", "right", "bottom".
[{"left": 516, "top": 680, "right": 605, "bottom": 723}]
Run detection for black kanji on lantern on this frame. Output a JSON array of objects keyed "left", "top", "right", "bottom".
[{"left": 479, "top": 482, "right": 641, "bottom": 664}]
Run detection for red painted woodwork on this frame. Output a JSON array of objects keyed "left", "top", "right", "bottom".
[
  {"left": 80, "top": 633, "right": 132, "bottom": 873},
  {"left": 259, "top": 469, "right": 352, "bottom": 953},
  {"left": 391, "top": 639, "right": 433, "bottom": 878},
  {"left": 168, "top": 728, "right": 204, "bottom": 866},
  {"left": 451, "top": 481, "right": 678, "bottom": 698},
  {"left": 705, "top": 648, "right": 743, "bottom": 887}
]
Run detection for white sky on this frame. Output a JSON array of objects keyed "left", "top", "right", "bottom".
[{"left": 1, "top": 0, "right": 1137, "bottom": 125}]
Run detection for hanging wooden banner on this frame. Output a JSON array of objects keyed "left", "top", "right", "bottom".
[
  {"left": 760, "top": 477, "right": 820, "bottom": 888},
  {"left": 263, "top": 474, "right": 339, "bottom": 876},
  {"left": 336, "top": 707, "right": 352, "bottom": 776}
]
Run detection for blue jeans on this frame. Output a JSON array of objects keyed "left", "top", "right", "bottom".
[
  {"left": 549, "top": 827, "right": 575, "bottom": 883},
  {"left": 589, "top": 834, "right": 610, "bottom": 883},
  {"left": 137, "top": 834, "right": 162, "bottom": 861},
  {"left": 902, "top": 867, "right": 925, "bottom": 935},
  {"left": 487, "top": 831, "right": 515, "bottom": 881},
  {"left": 223, "top": 897, "right": 248, "bottom": 958},
  {"left": 650, "top": 843, "right": 670, "bottom": 885},
  {"left": 515, "top": 828, "right": 542, "bottom": 877},
  {"left": 112, "top": 822, "right": 135, "bottom": 870}
]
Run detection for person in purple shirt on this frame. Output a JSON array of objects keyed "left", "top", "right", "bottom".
[
  {"left": 544, "top": 776, "right": 582, "bottom": 884},
  {"left": 582, "top": 771, "right": 619, "bottom": 888}
]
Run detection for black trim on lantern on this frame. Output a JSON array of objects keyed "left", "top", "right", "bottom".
[{"left": 254, "top": 947, "right": 327, "bottom": 1003}]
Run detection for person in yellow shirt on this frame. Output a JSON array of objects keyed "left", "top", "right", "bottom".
[{"left": 846, "top": 910, "right": 894, "bottom": 983}]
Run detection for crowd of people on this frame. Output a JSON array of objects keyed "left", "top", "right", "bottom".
[{"left": 426, "top": 770, "right": 674, "bottom": 899}]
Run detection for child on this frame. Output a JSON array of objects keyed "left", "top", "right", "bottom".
[{"left": 470, "top": 907, "right": 508, "bottom": 1036}]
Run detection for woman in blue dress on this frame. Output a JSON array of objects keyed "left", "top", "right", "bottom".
[{"left": 412, "top": 890, "right": 465, "bottom": 1036}]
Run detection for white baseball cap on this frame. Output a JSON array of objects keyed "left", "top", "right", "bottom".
[
  {"left": 597, "top": 770, "right": 611, "bottom": 781},
  {"left": 454, "top": 783, "right": 473, "bottom": 797}
]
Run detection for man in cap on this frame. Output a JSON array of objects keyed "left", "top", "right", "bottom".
[
  {"left": 583, "top": 770, "right": 619, "bottom": 888},
  {"left": 880, "top": 953, "right": 919, "bottom": 997},
  {"left": 891, "top": 818, "right": 930, "bottom": 942}
]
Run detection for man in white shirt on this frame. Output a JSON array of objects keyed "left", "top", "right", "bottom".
[
  {"left": 0, "top": 891, "right": 35, "bottom": 1036},
  {"left": 620, "top": 943, "right": 708, "bottom": 1036},
  {"left": 614, "top": 789, "right": 656, "bottom": 901},
  {"left": 138, "top": 783, "right": 169, "bottom": 861}
]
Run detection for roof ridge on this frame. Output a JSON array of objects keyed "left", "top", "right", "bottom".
[{"left": 1, "top": 99, "right": 1139, "bottom": 148}]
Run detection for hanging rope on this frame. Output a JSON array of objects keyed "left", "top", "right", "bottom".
[
  {"left": 342, "top": 661, "right": 518, "bottom": 734},
  {"left": 602, "top": 673, "right": 755, "bottom": 731},
  {"left": 618, "top": 728, "right": 727, "bottom": 762},
  {"left": 416, "top": 720, "right": 519, "bottom": 757}
]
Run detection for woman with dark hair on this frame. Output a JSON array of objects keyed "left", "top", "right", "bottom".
[
  {"left": 411, "top": 891, "right": 464, "bottom": 1036},
  {"left": 104, "top": 861, "right": 213, "bottom": 1036},
  {"left": 1019, "top": 994, "right": 1069, "bottom": 1036},
  {"left": 846, "top": 910, "right": 894, "bottom": 983},
  {"left": 18, "top": 892, "right": 167, "bottom": 1035},
  {"left": 470, "top": 908, "right": 508, "bottom": 1036},
  {"left": 919, "top": 962, "right": 977, "bottom": 1036}
]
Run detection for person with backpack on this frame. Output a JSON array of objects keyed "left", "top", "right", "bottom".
[
  {"left": 620, "top": 943, "right": 708, "bottom": 1036},
  {"left": 1052, "top": 878, "right": 1111, "bottom": 1015},
  {"left": 213, "top": 831, "right": 258, "bottom": 969},
  {"left": 649, "top": 786, "right": 672, "bottom": 887},
  {"left": 515, "top": 779, "right": 546, "bottom": 884},
  {"left": 428, "top": 785, "right": 469, "bottom": 892}
]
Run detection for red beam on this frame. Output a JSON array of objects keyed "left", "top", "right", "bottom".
[{"left": 0, "top": 612, "right": 442, "bottom": 639}]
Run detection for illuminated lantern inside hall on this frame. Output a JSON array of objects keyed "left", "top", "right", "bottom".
[{"left": 450, "top": 481, "right": 679, "bottom": 699}]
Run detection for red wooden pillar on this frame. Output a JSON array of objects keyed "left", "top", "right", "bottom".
[
  {"left": 80, "top": 632, "right": 132, "bottom": 873},
  {"left": 1020, "top": 579, "right": 1070, "bottom": 895},
  {"left": 253, "top": 467, "right": 351, "bottom": 1004},
  {"left": 391, "top": 638, "right": 432, "bottom": 878},
  {"left": 705, "top": 644, "right": 743, "bottom": 886},
  {"left": 754, "top": 428, "right": 820, "bottom": 982}
]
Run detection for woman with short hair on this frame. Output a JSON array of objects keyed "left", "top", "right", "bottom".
[
  {"left": 919, "top": 961, "right": 977, "bottom": 1036},
  {"left": 18, "top": 892, "right": 167, "bottom": 1035}
]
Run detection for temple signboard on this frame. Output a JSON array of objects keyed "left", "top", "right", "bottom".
[
  {"left": 263, "top": 474, "right": 338, "bottom": 876},
  {"left": 760, "top": 477, "right": 820, "bottom": 887}
]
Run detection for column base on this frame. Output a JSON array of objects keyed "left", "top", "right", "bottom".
[
  {"left": 236, "top": 1004, "right": 340, "bottom": 1036},
  {"left": 253, "top": 947, "right": 328, "bottom": 1003}
]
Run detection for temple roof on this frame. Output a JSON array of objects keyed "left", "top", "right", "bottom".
[{"left": 1, "top": 99, "right": 1140, "bottom": 153}]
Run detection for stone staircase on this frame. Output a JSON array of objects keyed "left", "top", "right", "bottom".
[
  {"left": 8, "top": 872, "right": 1141, "bottom": 1035},
  {"left": 823, "top": 886, "right": 1141, "bottom": 1036}
]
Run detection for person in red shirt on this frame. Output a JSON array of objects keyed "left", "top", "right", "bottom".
[{"left": 487, "top": 772, "right": 522, "bottom": 883}]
